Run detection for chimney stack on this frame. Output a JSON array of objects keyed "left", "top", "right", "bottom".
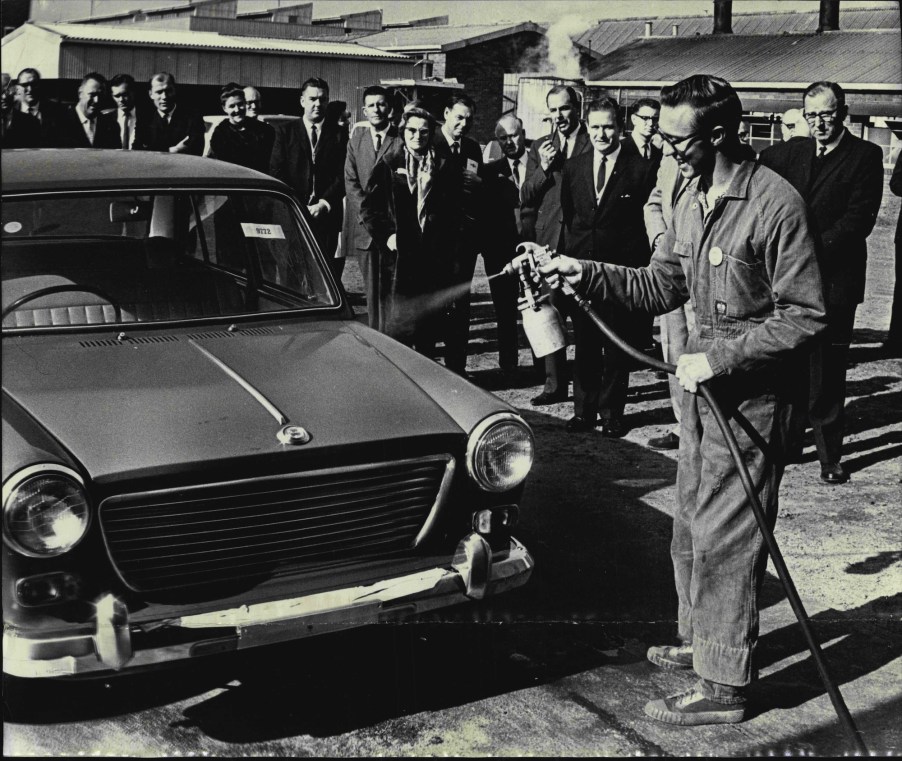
[
  {"left": 672, "top": 24, "right": 680, "bottom": 36},
  {"left": 818, "top": 0, "right": 840, "bottom": 32},
  {"left": 713, "top": 0, "right": 733, "bottom": 34},
  {"left": 644, "top": 21, "right": 653, "bottom": 37}
]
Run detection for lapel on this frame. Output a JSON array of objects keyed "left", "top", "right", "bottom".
[
  {"left": 808, "top": 131, "right": 852, "bottom": 197},
  {"left": 375, "top": 124, "right": 399, "bottom": 162}
]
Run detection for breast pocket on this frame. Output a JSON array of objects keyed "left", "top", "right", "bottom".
[{"left": 718, "top": 242, "right": 773, "bottom": 321}]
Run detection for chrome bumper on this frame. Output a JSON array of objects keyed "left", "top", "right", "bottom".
[{"left": 4, "top": 535, "right": 533, "bottom": 679}]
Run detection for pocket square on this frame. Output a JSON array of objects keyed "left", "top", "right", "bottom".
[{"left": 395, "top": 168, "right": 408, "bottom": 177}]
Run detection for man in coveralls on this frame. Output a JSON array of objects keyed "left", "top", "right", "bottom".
[{"left": 532, "top": 75, "right": 826, "bottom": 725}]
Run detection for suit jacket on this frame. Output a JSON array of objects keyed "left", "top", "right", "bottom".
[
  {"left": 482, "top": 153, "right": 536, "bottom": 264},
  {"left": 520, "top": 124, "right": 592, "bottom": 249},
  {"left": 433, "top": 129, "right": 484, "bottom": 248},
  {"left": 1, "top": 110, "right": 41, "bottom": 148},
  {"left": 135, "top": 106, "right": 205, "bottom": 156},
  {"left": 620, "top": 134, "right": 663, "bottom": 175},
  {"left": 55, "top": 107, "right": 121, "bottom": 149},
  {"left": 560, "top": 149, "right": 654, "bottom": 268},
  {"left": 759, "top": 129, "right": 884, "bottom": 308},
  {"left": 22, "top": 99, "right": 66, "bottom": 147},
  {"left": 360, "top": 149, "right": 464, "bottom": 295},
  {"left": 342, "top": 123, "right": 402, "bottom": 254},
  {"left": 270, "top": 119, "right": 346, "bottom": 233}
]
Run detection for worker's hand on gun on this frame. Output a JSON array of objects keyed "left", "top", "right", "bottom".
[{"left": 676, "top": 352, "right": 714, "bottom": 393}]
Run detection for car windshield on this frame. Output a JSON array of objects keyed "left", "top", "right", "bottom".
[{"left": 1, "top": 190, "right": 337, "bottom": 331}]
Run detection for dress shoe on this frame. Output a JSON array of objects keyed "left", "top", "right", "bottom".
[
  {"left": 565, "top": 415, "right": 596, "bottom": 432},
  {"left": 530, "top": 390, "right": 568, "bottom": 406},
  {"left": 648, "top": 432, "right": 680, "bottom": 450},
  {"left": 600, "top": 419, "right": 627, "bottom": 438},
  {"left": 820, "top": 462, "right": 850, "bottom": 484}
]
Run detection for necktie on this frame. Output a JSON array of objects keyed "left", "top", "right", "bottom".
[
  {"left": 511, "top": 160, "right": 520, "bottom": 188},
  {"left": 595, "top": 155, "right": 607, "bottom": 196},
  {"left": 311, "top": 124, "right": 318, "bottom": 150},
  {"left": 121, "top": 112, "right": 131, "bottom": 150},
  {"left": 451, "top": 141, "right": 460, "bottom": 157},
  {"left": 375, "top": 132, "right": 382, "bottom": 153},
  {"left": 643, "top": 143, "right": 649, "bottom": 160},
  {"left": 817, "top": 145, "right": 826, "bottom": 159}
]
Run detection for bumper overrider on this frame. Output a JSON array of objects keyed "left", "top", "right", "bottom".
[{"left": 4, "top": 534, "right": 533, "bottom": 679}]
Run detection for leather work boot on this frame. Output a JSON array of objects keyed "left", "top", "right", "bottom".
[
  {"left": 646, "top": 643, "right": 694, "bottom": 671},
  {"left": 644, "top": 680, "right": 747, "bottom": 726}
]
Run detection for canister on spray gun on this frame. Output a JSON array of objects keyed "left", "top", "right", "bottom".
[{"left": 492, "top": 243, "right": 567, "bottom": 358}]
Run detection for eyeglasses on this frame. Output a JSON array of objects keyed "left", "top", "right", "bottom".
[
  {"left": 654, "top": 125, "right": 704, "bottom": 162},
  {"left": 633, "top": 113, "right": 659, "bottom": 125},
  {"left": 404, "top": 128, "right": 431, "bottom": 136},
  {"left": 783, "top": 123, "right": 796, "bottom": 129},
  {"left": 803, "top": 109, "right": 838, "bottom": 123}
]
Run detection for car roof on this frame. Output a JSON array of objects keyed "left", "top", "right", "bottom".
[{"left": 2, "top": 149, "right": 289, "bottom": 195}]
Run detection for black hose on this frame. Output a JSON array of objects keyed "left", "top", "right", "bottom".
[{"left": 567, "top": 289, "right": 868, "bottom": 755}]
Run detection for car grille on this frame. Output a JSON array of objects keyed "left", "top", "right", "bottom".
[{"left": 99, "top": 456, "right": 454, "bottom": 592}]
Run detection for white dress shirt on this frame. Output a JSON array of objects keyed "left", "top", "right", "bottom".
[
  {"left": 75, "top": 104, "right": 96, "bottom": 145},
  {"left": 118, "top": 108, "right": 137, "bottom": 149},
  {"left": 593, "top": 143, "right": 621, "bottom": 203}
]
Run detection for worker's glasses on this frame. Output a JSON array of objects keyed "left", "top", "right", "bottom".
[
  {"left": 633, "top": 113, "right": 659, "bottom": 125},
  {"left": 654, "top": 126, "right": 704, "bottom": 162},
  {"left": 803, "top": 109, "right": 839, "bottom": 123}
]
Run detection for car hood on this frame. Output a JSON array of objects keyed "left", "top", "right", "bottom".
[{"left": 2, "top": 324, "right": 466, "bottom": 483}]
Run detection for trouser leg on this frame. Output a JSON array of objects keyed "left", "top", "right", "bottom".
[
  {"left": 443, "top": 251, "right": 477, "bottom": 375},
  {"left": 674, "top": 386, "right": 787, "bottom": 686},
  {"left": 360, "top": 246, "right": 381, "bottom": 330},
  {"left": 596, "top": 304, "right": 634, "bottom": 423},
  {"left": 541, "top": 285, "right": 571, "bottom": 395},
  {"left": 484, "top": 254, "right": 520, "bottom": 370},
  {"left": 809, "top": 305, "right": 856, "bottom": 466},
  {"left": 888, "top": 238, "right": 902, "bottom": 346},
  {"left": 571, "top": 306, "right": 605, "bottom": 422}
]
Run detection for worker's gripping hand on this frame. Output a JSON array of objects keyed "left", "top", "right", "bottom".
[
  {"left": 535, "top": 254, "right": 583, "bottom": 291},
  {"left": 676, "top": 353, "right": 714, "bottom": 393}
]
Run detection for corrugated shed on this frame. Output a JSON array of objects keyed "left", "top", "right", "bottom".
[
  {"left": 16, "top": 21, "right": 409, "bottom": 60},
  {"left": 578, "top": 4, "right": 900, "bottom": 56},
  {"left": 586, "top": 31, "right": 901, "bottom": 87},
  {"left": 355, "top": 22, "right": 543, "bottom": 52}
]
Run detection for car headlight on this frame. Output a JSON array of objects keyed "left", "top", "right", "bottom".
[
  {"left": 466, "top": 413, "right": 534, "bottom": 493},
  {"left": 3, "top": 465, "right": 90, "bottom": 557}
]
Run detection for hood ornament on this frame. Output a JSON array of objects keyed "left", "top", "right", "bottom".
[{"left": 277, "top": 424, "right": 312, "bottom": 446}]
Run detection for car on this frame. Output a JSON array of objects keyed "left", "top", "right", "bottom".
[{"left": 1, "top": 148, "right": 535, "bottom": 680}]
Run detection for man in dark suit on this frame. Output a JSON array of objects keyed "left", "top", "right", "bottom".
[
  {"left": 622, "top": 97, "right": 663, "bottom": 170},
  {"left": 109, "top": 73, "right": 143, "bottom": 150},
  {"left": 135, "top": 72, "right": 204, "bottom": 156},
  {"left": 521, "top": 85, "right": 592, "bottom": 405},
  {"left": 15, "top": 67, "right": 66, "bottom": 147},
  {"left": 270, "top": 77, "right": 347, "bottom": 281},
  {"left": 759, "top": 81, "right": 884, "bottom": 484},
  {"left": 343, "top": 85, "right": 402, "bottom": 330},
  {"left": 56, "top": 73, "right": 120, "bottom": 149},
  {"left": 1, "top": 74, "right": 39, "bottom": 148},
  {"left": 433, "top": 93, "right": 483, "bottom": 377},
  {"left": 559, "top": 97, "right": 654, "bottom": 435},
  {"left": 481, "top": 114, "right": 534, "bottom": 376}
]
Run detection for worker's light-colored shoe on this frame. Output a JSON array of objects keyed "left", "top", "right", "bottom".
[
  {"left": 644, "top": 682, "right": 747, "bottom": 726},
  {"left": 646, "top": 643, "right": 694, "bottom": 671}
]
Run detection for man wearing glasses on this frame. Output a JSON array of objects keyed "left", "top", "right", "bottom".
[
  {"left": 759, "top": 81, "right": 884, "bottom": 485},
  {"left": 532, "top": 74, "right": 825, "bottom": 725},
  {"left": 622, "top": 98, "right": 662, "bottom": 170}
]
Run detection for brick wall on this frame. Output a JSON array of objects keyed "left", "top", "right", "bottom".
[{"left": 445, "top": 31, "right": 545, "bottom": 144}]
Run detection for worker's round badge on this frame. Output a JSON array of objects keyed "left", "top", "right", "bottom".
[{"left": 708, "top": 247, "right": 724, "bottom": 266}]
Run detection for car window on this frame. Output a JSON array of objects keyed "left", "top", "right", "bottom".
[{"left": 1, "top": 190, "right": 338, "bottom": 331}]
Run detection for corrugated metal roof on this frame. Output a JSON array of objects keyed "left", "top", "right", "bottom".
[
  {"left": 586, "top": 31, "right": 901, "bottom": 87},
  {"left": 21, "top": 21, "right": 409, "bottom": 60},
  {"left": 578, "top": 4, "right": 900, "bottom": 56},
  {"left": 355, "top": 22, "right": 542, "bottom": 52}
]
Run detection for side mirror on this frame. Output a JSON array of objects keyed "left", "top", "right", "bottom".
[{"left": 109, "top": 200, "right": 152, "bottom": 223}]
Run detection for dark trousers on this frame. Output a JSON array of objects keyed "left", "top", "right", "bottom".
[
  {"left": 360, "top": 246, "right": 385, "bottom": 331},
  {"left": 790, "top": 303, "right": 857, "bottom": 465},
  {"left": 889, "top": 237, "right": 902, "bottom": 346},
  {"left": 483, "top": 254, "right": 520, "bottom": 370},
  {"left": 571, "top": 299, "right": 632, "bottom": 424},
  {"left": 442, "top": 249, "right": 478, "bottom": 375},
  {"left": 540, "top": 286, "right": 572, "bottom": 396},
  {"left": 327, "top": 256, "right": 346, "bottom": 283}
]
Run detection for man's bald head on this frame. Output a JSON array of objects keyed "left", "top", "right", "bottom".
[
  {"left": 495, "top": 114, "right": 525, "bottom": 159},
  {"left": 780, "top": 108, "right": 810, "bottom": 140}
]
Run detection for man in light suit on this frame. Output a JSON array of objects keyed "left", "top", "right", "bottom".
[
  {"left": 521, "top": 84, "right": 592, "bottom": 405},
  {"left": 481, "top": 114, "right": 534, "bottom": 376},
  {"left": 56, "top": 73, "right": 121, "bottom": 149},
  {"left": 270, "top": 77, "right": 347, "bottom": 280},
  {"left": 759, "top": 81, "right": 884, "bottom": 484},
  {"left": 135, "top": 72, "right": 204, "bottom": 155},
  {"left": 558, "top": 97, "right": 654, "bottom": 435},
  {"left": 343, "top": 85, "right": 402, "bottom": 330},
  {"left": 643, "top": 153, "right": 693, "bottom": 450}
]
